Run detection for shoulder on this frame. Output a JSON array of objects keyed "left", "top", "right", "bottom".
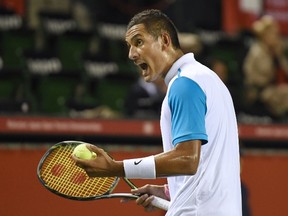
[
  {"left": 168, "top": 76, "right": 207, "bottom": 108},
  {"left": 169, "top": 76, "right": 203, "bottom": 96}
]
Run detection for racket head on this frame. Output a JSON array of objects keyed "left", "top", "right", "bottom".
[{"left": 37, "top": 140, "right": 119, "bottom": 201}]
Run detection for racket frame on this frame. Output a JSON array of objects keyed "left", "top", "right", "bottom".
[
  {"left": 37, "top": 141, "right": 120, "bottom": 201},
  {"left": 37, "top": 141, "right": 169, "bottom": 210}
]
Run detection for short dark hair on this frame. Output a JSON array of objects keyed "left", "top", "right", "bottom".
[{"left": 127, "top": 9, "right": 181, "bottom": 49}]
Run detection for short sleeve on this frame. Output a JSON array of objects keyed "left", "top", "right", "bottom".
[{"left": 168, "top": 76, "right": 208, "bottom": 146}]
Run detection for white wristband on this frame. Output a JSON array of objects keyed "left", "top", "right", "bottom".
[{"left": 123, "top": 155, "right": 156, "bottom": 179}]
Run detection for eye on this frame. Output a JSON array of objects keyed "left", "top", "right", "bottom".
[{"left": 136, "top": 39, "right": 143, "bottom": 47}]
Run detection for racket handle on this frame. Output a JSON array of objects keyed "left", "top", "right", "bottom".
[{"left": 151, "top": 196, "right": 169, "bottom": 211}]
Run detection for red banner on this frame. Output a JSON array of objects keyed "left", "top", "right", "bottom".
[
  {"left": 0, "top": 116, "right": 287, "bottom": 141},
  {"left": 0, "top": 116, "right": 161, "bottom": 137},
  {"left": 264, "top": 0, "right": 288, "bottom": 35},
  {"left": 222, "top": 0, "right": 288, "bottom": 35}
]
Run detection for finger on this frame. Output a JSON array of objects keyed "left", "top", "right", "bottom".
[
  {"left": 131, "top": 188, "right": 140, "bottom": 194},
  {"left": 135, "top": 194, "right": 149, "bottom": 206},
  {"left": 71, "top": 154, "right": 91, "bottom": 169},
  {"left": 137, "top": 195, "right": 156, "bottom": 212},
  {"left": 131, "top": 184, "right": 150, "bottom": 195},
  {"left": 142, "top": 195, "right": 154, "bottom": 207},
  {"left": 71, "top": 144, "right": 101, "bottom": 164},
  {"left": 86, "top": 144, "right": 103, "bottom": 155}
]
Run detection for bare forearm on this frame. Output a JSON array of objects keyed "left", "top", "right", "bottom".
[
  {"left": 155, "top": 140, "right": 201, "bottom": 177},
  {"left": 117, "top": 140, "right": 201, "bottom": 179}
]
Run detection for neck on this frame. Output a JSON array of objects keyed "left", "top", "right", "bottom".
[{"left": 161, "top": 49, "right": 184, "bottom": 79}]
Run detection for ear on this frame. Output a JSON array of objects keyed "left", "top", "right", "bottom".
[{"left": 160, "top": 32, "right": 171, "bottom": 50}]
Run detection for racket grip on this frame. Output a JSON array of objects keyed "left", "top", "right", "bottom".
[{"left": 151, "top": 196, "right": 169, "bottom": 211}]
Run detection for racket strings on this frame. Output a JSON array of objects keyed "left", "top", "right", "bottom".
[{"left": 40, "top": 145, "right": 116, "bottom": 198}]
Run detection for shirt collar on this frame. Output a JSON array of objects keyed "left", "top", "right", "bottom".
[{"left": 164, "top": 53, "right": 195, "bottom": 86}]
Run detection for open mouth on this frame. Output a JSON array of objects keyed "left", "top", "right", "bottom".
[{"left": 139, "top": 63, "right": 148, "bottom": 70}]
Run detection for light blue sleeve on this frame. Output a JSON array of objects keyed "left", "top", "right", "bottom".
[{"left": 168, "top": 76, "right": 208, "bottom": 146}]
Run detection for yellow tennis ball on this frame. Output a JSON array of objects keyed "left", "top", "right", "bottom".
[{"left": 72, "top": 144, "right": 97, "bottom": 160}]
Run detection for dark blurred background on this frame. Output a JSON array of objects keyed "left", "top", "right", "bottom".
[
  {"left": 0, "top": 1, "right": 288, "bottom": 216},
  {"left": 0, "top": 0, "right": 287, "bottom": 122}
]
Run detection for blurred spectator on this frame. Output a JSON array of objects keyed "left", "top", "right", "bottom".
[
  {"left": 209, "top": 57, "right": 229, "bottom": 83},
  {"left": 67, "top": 82, "right": 121, "bottom": 119},
  {"left": 179, "top": 33, "right": 203, "bottom": 55},
  {"left": 67, "top": 82, "right": 98, "bottom": 112},
  {"left": 124, "top": 77, "right": 166, "bottom": 119},
  {"left": 243, "top": 15, "right": 288, "bottom": 120},
  {"left": 179, "top": 32, "right": 206, "bottom": 63}
]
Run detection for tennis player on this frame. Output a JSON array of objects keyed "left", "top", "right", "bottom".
[{"left": 73, "top": 9, "right": 242, "bottom": 215}]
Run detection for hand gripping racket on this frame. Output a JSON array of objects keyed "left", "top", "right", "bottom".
[{"left": 37, "top": 141, "right": 169, "bottom": 211}]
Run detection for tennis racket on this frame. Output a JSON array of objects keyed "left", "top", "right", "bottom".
[{"left": 37, "top": 140, "right": 169, "bottom": 211}]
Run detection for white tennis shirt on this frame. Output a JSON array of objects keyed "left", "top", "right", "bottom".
[{"left": 160, "top": 53, "right": 242, "bottom": 216}]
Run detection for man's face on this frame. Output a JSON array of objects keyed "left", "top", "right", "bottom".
[{"left": 125, "top": 24, "right": 166, "bottom": 82}]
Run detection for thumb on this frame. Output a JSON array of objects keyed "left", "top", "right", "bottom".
[
  {"left": 131, "top": 188, "right": 140, "bottom": 195},
  {"left": 131, "top": 185, "right": 150, "bottom": 195}
]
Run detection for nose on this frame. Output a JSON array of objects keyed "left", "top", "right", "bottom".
[{"left": 128, "top": 46, "right": 138, "bottom": 60}]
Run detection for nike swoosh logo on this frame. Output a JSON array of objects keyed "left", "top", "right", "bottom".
[{"left": 134, "top": 160, "right": 142, "bottom": 165}]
